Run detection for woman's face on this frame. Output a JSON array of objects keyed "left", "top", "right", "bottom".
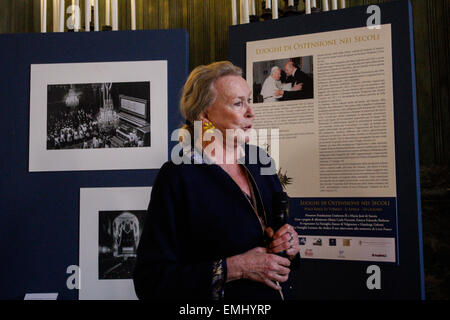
[{"left": 203, "top": 75, "right": 254, "bottom": 145}]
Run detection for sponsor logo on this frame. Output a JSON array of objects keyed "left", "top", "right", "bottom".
[
  {"left": 338, "top": 250, "right": 345, "bottom": 258},
  {"left": 372, "top": 253, "right": 387, "bottom": 258},
  {"left": 313, "top": 238, "right": 322, "bottom": 246},
  {"left": 343, "top": 239, "right": 351, "bottom": 246},
  {"left": 299, "top": 237, "right": 307, "bottom": 245},
  {"left": 329, "top": 238, "right": 336, "bottom": 246},
  {"left": 304, "top": 249, "right": 313, "bottom": 257}
]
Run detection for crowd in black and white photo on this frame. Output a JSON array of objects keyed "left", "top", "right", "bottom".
[
  {"left": 47, "top": 108, "right": 144, "bottom": 150},
  {"left": 47, "top": 108, "right": 103, "bottom": 149}
]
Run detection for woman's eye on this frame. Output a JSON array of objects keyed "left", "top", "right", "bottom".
[{"left": 234, "top": 101, "right": 243, "bottom": 107}]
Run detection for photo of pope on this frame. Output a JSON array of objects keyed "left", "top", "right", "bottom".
[{"left": 253, "top": 56, "right": 314, "bottom": 103}]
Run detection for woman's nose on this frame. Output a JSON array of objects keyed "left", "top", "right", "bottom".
[{"left": 246, "top": 102, "right": 255, "bottom": 118}]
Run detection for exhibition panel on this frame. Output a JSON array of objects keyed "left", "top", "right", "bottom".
[
  {"left": 229, "top": 0, "right": 424, "bottom": 299},
  {"left": 0, "top": 29, "right": 188, "bottom": 300}
]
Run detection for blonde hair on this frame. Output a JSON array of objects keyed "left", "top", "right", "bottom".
[{"left": 179, "top": 61, "right": 243, "bottom": 135}]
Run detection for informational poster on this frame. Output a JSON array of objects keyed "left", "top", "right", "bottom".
[{"left": 246, "top": 25, "right": 397, "bottom": 262}]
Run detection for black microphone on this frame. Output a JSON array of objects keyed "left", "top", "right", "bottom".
[{"left": 271, "top": 191, "right": 289, "bottom": 257}]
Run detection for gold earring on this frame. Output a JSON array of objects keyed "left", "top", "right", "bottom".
[{"left": 203, "top": 120, "right": 215, "bottom": 132}]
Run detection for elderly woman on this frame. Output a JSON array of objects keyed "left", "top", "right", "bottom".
[{"left": 133, "top": 61, "right": 300, "bottom": 300}]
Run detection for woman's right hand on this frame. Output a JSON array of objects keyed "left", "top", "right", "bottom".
[{"left": 226, "top": 247, "right": 291, "bottom": 290}]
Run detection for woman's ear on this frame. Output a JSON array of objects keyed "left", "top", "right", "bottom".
[{"left": 198, "top": 111, "right": 208, "bottom": 122}]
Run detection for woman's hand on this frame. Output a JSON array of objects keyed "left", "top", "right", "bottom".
[
  {"left": 266, "top": 224, "right": 300, "bottom": 258},
  {"left": 226, "top": 247, "right": 291, "bottom": 290}
]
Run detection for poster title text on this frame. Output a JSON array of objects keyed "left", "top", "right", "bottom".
[{"left": 255, "top": 33, "right": 381, "bottom": 55}]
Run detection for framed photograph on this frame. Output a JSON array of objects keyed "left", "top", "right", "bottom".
[
  {"left": 98, "top": 210, "right": 147, "bottom": 280},
  {"left": 79, "top": 186, "right": 152, "bottom": 300},
  {"left": 29, "top": 61, "right": 167, "bottom": 172},
  {"left": 252, "top": 56, "right": 314, "bottom": 103}
]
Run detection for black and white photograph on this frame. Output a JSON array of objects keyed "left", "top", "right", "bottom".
[
  {"left": 98, "top": 210, "right": 146, "bottom": 280},
  {"left": 29, "top": 61, "right": 168, "bottom": 172},
  {"left": 80, "top": 186, "right": 152, "bottom": 300},
  {"left": 47, "top": 82, "right": 150, "bottom": 150},
  {"left": 252, "top": 56, "right": 314, "bottom": 103}
]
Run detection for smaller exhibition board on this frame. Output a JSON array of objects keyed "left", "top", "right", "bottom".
[
  {"left": 229, "top": 0, "right": 424, "bottom": 299},
  {"left": 0, "top": 29, "right": 188, "bottom": 299}
]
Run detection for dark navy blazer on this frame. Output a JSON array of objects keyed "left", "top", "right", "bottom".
[{"left": 133, "top": 144, "right": 298, "bottom": 300}]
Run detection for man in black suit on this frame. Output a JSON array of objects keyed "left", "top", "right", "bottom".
[{"left": 278, "top": 61, "right": 314, "bottom": 100}]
